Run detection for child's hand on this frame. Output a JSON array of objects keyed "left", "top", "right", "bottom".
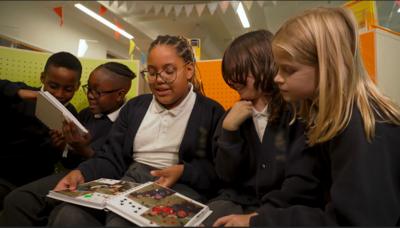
[
  {"left": 213, "top": 212, "right": 258, "bottom": 227},
  {"left": 49, "top": 130, "right": 66, "bottom": 152},
  {"left": 222, "top": 100, "right": 253, "bottom": 131},
  {"left": 54, "top": 169, "right": 85, "bottom": 191},
  {"left": 62, "top": 120, "right": 93, "bottom": 157},
  {"left": 17, "top": 89, "right": 38, "bottom": 100},
  {"left": 150, "top": 164, "right": 184, "bottom": 188}
]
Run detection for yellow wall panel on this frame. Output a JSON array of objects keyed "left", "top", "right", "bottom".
[{"left": 0, "top": 47, "right": 138, "bottom": 111}]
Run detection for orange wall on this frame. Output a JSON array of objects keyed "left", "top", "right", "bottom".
[
  {"left": 360, "top": 31, "right": 376, "bottom": 83},
  {"left": 197, "top": 60, "right": 239, "bottom": 110}
]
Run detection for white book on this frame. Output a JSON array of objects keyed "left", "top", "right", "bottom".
[
  {"left": 35, "top": 91, "right": 88, "bottom": 134},
  {"left": 48, "top": 180, "right": 212, "bottom": 226},
  {"left": 47, "top": 178, "right": 140, "bottom": 210}
]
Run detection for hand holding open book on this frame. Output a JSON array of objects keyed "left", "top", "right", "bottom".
[{"left": 47, "top": 179, "right": 212, "bottom": 227}]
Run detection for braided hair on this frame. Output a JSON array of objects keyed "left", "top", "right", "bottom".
[
  {"left": 149, "top": 35, "right": 204, "bottom": 95},
  {"left": 94, "top": 62, "right": 136, "bottom": 79}
]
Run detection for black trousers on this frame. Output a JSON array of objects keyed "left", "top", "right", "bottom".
[
  {"left": 0, "top": 171, "right": 69, "bottom": 226},
  {"left": 48, "top": 162, "right": 203, "bottom": 226}
]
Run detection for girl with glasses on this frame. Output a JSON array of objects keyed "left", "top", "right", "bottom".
[{"left": 48, "top": 35, "right": 225, "bottom": 226}]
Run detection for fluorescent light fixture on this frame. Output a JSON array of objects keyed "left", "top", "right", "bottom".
[
  {"left": 74, "top": 3, "right": 134, "bottom": 40},
  {"left": 77, "top": 39, "right": 88, "bottom": 57},
  {"left": 236, "top": 2, "right": 250, "bottom": 28},
  {"left": 398, "top": 7, "right": 400, "bottom": 13}
]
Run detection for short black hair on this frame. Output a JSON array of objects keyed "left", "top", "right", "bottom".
[
  {"left": 96, "top": 62, "right": 136, "bottom": 80},
  {"left": 44, "top": 52, "right": 82, "bottom": 78}
]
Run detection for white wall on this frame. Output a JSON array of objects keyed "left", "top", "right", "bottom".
[
  {"left": 376, "top": 29, "right": 400, "bottom": 105},
  {"left": 0, "top": 1, "right": 128, "bottom": 59}
]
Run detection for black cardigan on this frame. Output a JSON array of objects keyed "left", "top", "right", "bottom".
[
  {"left": 0, "top": 79, "right": 78, "bottom": 186},
  {"left": 212, "top": 109, "right": 295, "bottom": 206},
  {"left": 251, "top": 107, "right": 400, "bottom": 226},
  {"left": 78, "top": 93, "right": 225, "bottom": 198}
]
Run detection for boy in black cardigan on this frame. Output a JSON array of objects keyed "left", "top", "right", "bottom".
[
  {"left": 0, "top": 62, "right": 135, "bottom": 225},
  {"left": 0, "top": 52, "right": 82, "bottom": 209}
]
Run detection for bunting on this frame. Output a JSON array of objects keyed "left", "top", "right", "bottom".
[
  {"left": 219, "top": 1, "right": 230, "bottom": 14},
  {"left": 113, "top": 18, "right": 122, "bottom": 40},
  {"left": 185, "top": 4, "right": 194, "bottom": 16},
  {"left": 99, "top": 5, "right": 107, "bottom": 16},
  {"left": 207, "top": 2, "right": 218, "bottom": 15},
  {"left": 129, "top": 1, "right": 275, "bottom": 17},
  {"left": 174, "top": 5, "right": 183, "bottom": 17},
  {"left": 195, "top": 4, "right": 206, "bottom": 17},
  {"left": 53, "top": 6, "right": 63, "bottom": 26}
]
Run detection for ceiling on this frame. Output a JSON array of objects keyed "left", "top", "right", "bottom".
[{"left": 27, "top": 1, "right": 400, "bottom": 60}]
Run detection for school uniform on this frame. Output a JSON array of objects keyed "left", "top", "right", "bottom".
[
  {"left": 250, "top": 106, "right": 400, "bottom": 226},
  {"left": 0, "top": 79, "right": 78, "bottom": 208},
  {"left": 0, "top": 106, "right": 121, "bottom": 226},
  {"left": 48, "top": 90, "right": 225, "bottom": 226},
  {"left": 204, "top": 107, "right": 321, "bottom": 225}
]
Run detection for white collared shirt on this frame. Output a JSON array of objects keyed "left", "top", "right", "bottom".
[
  {"left": 252, "top": 104, "right": 269, "bottom": 142},
  {"left": 63, "top": 103, "right": 125, "bottom": 157},
  {"left": 133, "top": 84, "right": 196, "bottom": 169},
  {"left": 94, "top": 102, "right": 125, "bottom": 122}
]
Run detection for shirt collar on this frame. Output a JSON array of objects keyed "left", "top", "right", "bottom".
[
  {"left": 252, "top": 103, "right": 269, "bottom": 118},
  {"left": 151, "top": 83, "right": 195, "bottom": 117},
  {"left": 94, "top": 102, "right": 125, "bottom": 122}
]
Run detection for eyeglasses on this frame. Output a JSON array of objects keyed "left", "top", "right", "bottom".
[
  {"left": 140, "top": 63, "right": 189, "bottom": 84},
  {"left": 82, "top": 84, "right": 121, "bottom": 99}
]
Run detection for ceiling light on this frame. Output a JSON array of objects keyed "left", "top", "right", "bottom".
[
  {"left": 236, "top": 2, "right": 250, "bottom": 28},
  {"left": 398, "top": 7, "right": 400, "bottom": 13},
  {"left": 74, "top": 3, "right": 134, "bottom": 40}
]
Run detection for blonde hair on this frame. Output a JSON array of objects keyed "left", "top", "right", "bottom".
[{"left": 272, "top": 7, "right": 400, "bottom": 145}]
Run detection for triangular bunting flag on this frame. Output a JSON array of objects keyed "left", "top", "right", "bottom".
[
  {"left": 113, "top": 18, "right": 121, "bottom": 40},
  {"left": 99, "top": 5, "right": 107, "bottom": 16},
  {"left": 219, "top": 1, "right": 230, "bottom": 14},
  {"left": 164, "top": 5, "right": 173, "bottom": 16},
  {"left": 53, "top": 6, "right": 63, "bottom": 26},
  {"left": 174, "top": 5, "right": 183, "bottom": 17},
  {"left": 154, "top": 4, "right": 162, "bottom": 16},
  {"left": 195, "top": 4, "right": 206, "bottom": 17},
  {"left": 207, "top": 2, "right": 218, "bottom": 15},
  {"left": 185, "top": 4, "right": 194, "bottom": 17},
  {"left": 243, "top": 1, "right": 253, "bottom": 10},
  {"left": 129, "top": 39, "right": 136, "bottom": 56},
  {"left": 257, "top": 1, "right": 265, "bottom": 7},
  {"left": 145, "top": 4, "right": 153, "bottom": 14},
  {"left": 127, "top": 2, "right": 136, "bottom": 13},
  {"left": 230, "top": 1, "right": 240, "bottom": 12},
  {"left": 395, "top": 0, "right": 400, "bottom": 7},
  {"left": 119, "top": 1, "right": 128, "bottom": 13}
]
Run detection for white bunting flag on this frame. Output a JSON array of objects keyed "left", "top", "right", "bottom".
[
  {"left": 174, "top": 4, "right": 183, "bottom": 17},
  {"left": 230, "top": 1, "right": 240, "bottom": 11},
  {"left": 195, "top": 4, "right": 206, "bottom": 16},
  {"left": 243, "top": 1, "right": 253, "bottom": 10},
  {"left": 185, "top": 4, "right": 194, "bottom": 16},
  {"left": 207, "top": 2, "right": 218, "bottom": 15},
  {"left": 219, "top": 1, "right": 230, "bottom": 14},
  {"left": 154, "top": 4, "right": 162, "bottom": 15},
  {"left": 164, "top": 4, "right": 173, "bottom": 16}
]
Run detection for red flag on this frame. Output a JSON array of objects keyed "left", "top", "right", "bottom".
[
  {"left": 396, "top": 0, "right": 400, "bottom": 7},
  {"left": 113, "top": 18, "right": 121, "bottom": 40},
  {"left": 99, "top": 5, "right": 107, "bottom": 16},
  {"left": 53, "top": 6, "right": 63, "bottom": 26}
]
